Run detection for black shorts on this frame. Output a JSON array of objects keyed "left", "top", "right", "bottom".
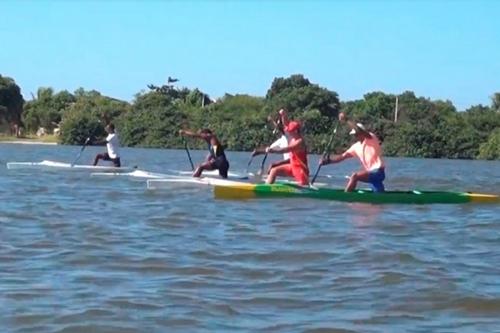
[
  {"left": 209, "top": 156, "right": 229, "bottom": 178},
  {"left": 101, "top": 153, "right": 121, "bottom": 167}
]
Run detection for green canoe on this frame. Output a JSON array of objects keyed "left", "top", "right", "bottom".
[{"left": 214, "top": 182, "right": 500, "bottom": 204}]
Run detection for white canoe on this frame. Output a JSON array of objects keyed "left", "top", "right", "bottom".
[
  {"left": 91, "top": 169, "right": 250, "bottom": 180},
  {"left": 91, "top": 169, "right": 170, "bottom": 179},
  {"left": 6, "top": 160, "right": 133, "bottom": 171},
  {"left": 147, "top": 176, "right": 247, "bottom": 190}
]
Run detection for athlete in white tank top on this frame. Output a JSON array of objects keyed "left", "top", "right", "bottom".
[{"left": 93, "top": 123, "right": 121, "bottom": 167}]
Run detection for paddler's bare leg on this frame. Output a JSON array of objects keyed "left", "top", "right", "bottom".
[
  {"left": 266, "top": 164, "right": 291, "bottom": 184},
  {"left": 267, "top": 159, "right": 290, "bottom": 174},
  {"left": 193, "top": 161, "right": 215, "bottom": 177},
  {"left": 266, "top": 169, "right": 277, "bottom": 184},
  {"left": 93, "top": 153, "right": 105, "bottom": 166},
  {"left": 346, "top": 170, "right": 370, "bottom": 192}
]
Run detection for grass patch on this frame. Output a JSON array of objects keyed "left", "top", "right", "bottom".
[{"left": 0, "top": 134, "right": 59, "bottom": 143}]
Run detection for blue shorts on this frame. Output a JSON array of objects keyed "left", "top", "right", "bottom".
[{"left": 366, "top": 168, "right": 385, "bottom": 193}]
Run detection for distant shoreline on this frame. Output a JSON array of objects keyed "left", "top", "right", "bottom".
[
  {"left": 0, "top": 134, "right": 58, "bottom": 145},
  {"left": 0, "top": 139, "right": 58, "bottom": 145}
]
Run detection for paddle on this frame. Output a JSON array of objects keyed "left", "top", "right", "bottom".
[
  {"left": 249, "top": 152, "right": 268, "bottom": 183},
  {"left": 245, "top": 155, "right": 254, "bottom": 174},
  {"left": 183, "top": 138, "right": 195, "bottom": 171},
  {"left": 311, "top": 122, "right": 339, "bottom": 184},
  {"left": 71, "top": 136, "right": 92, "bottom": 167},
  {"left": 71, "top": 121, "right": 103, "bottom": 167},
  {"left": 258, "top": 153, "right": 268, "bottom": 176}
]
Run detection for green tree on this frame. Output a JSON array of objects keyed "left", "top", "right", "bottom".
[
  {"left": 69, "top": 88, "right": 130, "bottom": 122},
  {"left": 187, "top": 94, "right": 268, "bottom": 151},
  {"left": 266, "top": 74, "right": 311, "bottom": 99},
  {"left": 59, "top": 110, "right": 104, "bottom": 145},
  {"left": 265, "top": 74, "right": 340, "bottom": 119},
  {"left": 118, "top": 105, "right": 188, "bottom": 148},
  {"left": 23, "top": 88, "right": 76, "bottom": 132},
  {"left": 0, "top": 74, "right": 24, "bottom": 135},
  {"left": 264, "top": 75, "right": 340, "bottom": 152},
  {"left": 2, "top": 73, "right": 498, "bottom": 159},
  {"left": 58, "top": 88, "right": 130, "bottom": 143},
  {"left": 478, "top": 129, "right": 500, "bottom": 160},
  {"left": 340, "top": 92, "right": 399, "bottom": 142},
  {"left": 462, "top": 105, "right": 500, "bottom": 146}
]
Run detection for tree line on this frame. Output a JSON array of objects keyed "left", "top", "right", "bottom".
[{"left": 1, "top": 73, "right": 499, "bottom": 159}]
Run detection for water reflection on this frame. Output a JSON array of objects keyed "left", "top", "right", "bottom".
[{"left": 345, "top": 203, "right": 384, "bottom": 227}]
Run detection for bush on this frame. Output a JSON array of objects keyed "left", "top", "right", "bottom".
[
  {"left": 478, "top": 129, "right": 500, "bottom": 160},
  {"left": 59, "top": 110, "right": 104, "bottom": 145}
]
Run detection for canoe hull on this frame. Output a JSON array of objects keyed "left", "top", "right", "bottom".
[
  {"left": 147, "top": 176, "right": 246, "bottom": 189},
  {"left": 91, "top": 169, "right": 170, "bottom": 179},
  {"left": 214, "top": 183, "right": 500, "bottom": 204},
  {"left": 6, "top": 160, "right": 132, "bottom": 171}
]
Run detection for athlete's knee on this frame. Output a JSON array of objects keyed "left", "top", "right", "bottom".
[{"left": 197, "top": 163, "right": 208, "bottom": 171}]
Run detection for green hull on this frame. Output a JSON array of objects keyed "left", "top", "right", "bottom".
[{"left": 214, "top": 183, "right": 500, "bottom": 204}]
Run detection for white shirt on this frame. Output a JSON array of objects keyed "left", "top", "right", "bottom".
[
  {"left": 106, "top": 133, "right": 120, "bottom": 159},
  {"left": 270, "top": 134, "right": 290, "bottom": 160}
]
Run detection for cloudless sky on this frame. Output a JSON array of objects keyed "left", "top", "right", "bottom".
[{"left": 1, "top": 0, "right": 499, "bottom": 110}]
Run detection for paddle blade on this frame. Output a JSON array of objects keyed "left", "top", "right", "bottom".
[
  {"left": 311, "top": 165, "right": 322, "bottom": 185},
  {"left": 251, "top": 171, "right": 265, "bottom": 184},
  {"left": 70, "top": 145, "right": 87, "bottom": 167},
  {"left": 183, "top": 139, "right": 195, "bottom": 171}
]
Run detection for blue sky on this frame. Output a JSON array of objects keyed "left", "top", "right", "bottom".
[{"left": 1, "top": 0, "right": 499, "bottom": 110}]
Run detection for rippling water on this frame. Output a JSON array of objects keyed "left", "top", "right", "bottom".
[{"left": 1, "top": 143, "right": 500, "bottom": 333}]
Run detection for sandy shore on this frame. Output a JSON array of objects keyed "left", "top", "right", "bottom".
[{"left": 0, "top": 140, "right": 58, "bottom": 145}]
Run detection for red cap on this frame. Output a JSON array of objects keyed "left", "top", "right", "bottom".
[{"left": 285, "top": 121, "right": 301, "bottom": 133}]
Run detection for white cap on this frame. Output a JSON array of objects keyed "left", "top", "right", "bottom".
[{"left": 349, "top": 123, "right": 366, "bottom": 135}]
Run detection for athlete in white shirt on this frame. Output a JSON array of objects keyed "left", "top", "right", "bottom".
[
  {"left": 252, "top": 110, "right": 291, "bottom": 173},
  {"left": 93, "top": 123, "right": 121, "bottom": 167},
  {"left": 269, "top": 133, "right": 290, "bottom": 161}
]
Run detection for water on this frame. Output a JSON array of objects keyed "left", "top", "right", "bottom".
[{"left": 1, "top": 143, "right": 500, "bottom": 333}]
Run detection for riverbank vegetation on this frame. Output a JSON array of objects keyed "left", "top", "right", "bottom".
[
  {"left": 1, "top": 73, "right": 499, "bottom": 159},
  {"left": 0, "top": 134, "right": 58, "bottom": 143}
]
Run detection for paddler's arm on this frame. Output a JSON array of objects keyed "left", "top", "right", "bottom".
[
  {"left": 252, "top": 147, "right": 267, "bottom": 156},
  {"left": 279, "top": 108, "right": 290, "bottom": 127},
  {"left": 339, "top": 112, "right": 371, "bottom": 137},
  {"left": 267, "top": 115, "right": 279, "bottom": 128},
  {"left": 266, "top": 138, "right": 303, "bottom": 154},
  {"left": 90, "top": 137, "right": 107, "bottom": 145},
  {"left": 179, "top": 129, "right": 211, "bottom": 140},
  {"left": 320, "top": 151, "right": 352, "bottom": 165}
]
